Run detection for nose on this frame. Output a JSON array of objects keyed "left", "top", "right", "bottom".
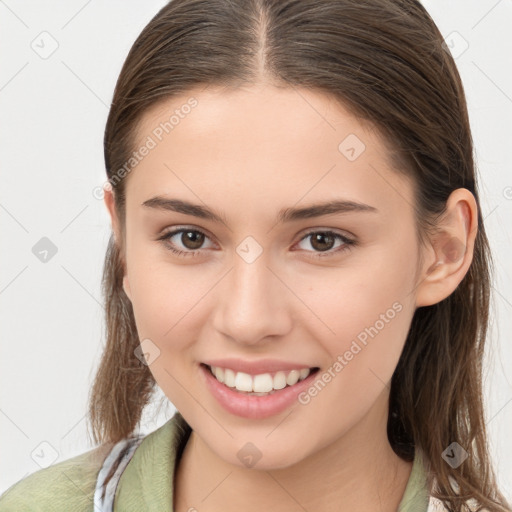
[{"left": 211, "top": 252, "right": 293, "bottom": 346}]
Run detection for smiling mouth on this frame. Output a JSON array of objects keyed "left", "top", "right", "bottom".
[{"left": 201, "top": 363, "right": 320, "bottom": 396}]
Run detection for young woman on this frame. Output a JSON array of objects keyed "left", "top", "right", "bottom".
[{"left": 1, "top": 0, "right": 510, "bottom": 511}]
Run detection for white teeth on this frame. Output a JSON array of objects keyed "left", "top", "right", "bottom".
[
  {"left": 253, "top": 373, "right": 274, "bottom": 393},
  {"left": 209, "top": 365, "right": 313, "bottom": 394},
  {"left": 273, "top": 371, "right": 287, "bottom": 390},
  {"left": 234, "top": 372, "right": 253, "bottom": 392},
  {"left": 213, "top": 366, "right": 224, "bottom": 383},
  {"left": 224, "top": 368, "right": 236, "bottom": 388},
  {"left": 299, "top": 368, "right": 310, "bottom": 380},
  {"left": 286, "top": 370, "right": 300, "bottom": 386}
]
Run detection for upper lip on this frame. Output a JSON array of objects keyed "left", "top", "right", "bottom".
[{"left": 202, "top": 358, "right": 318, "bottom": 376}]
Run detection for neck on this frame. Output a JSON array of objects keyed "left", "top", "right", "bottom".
[{"left": 174, "top": 391, "right": 413, "bottom": 512}]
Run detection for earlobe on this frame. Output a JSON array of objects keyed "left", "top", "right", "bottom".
[{"left": 415, "top": 189, "right": 478, "bottom": 308}]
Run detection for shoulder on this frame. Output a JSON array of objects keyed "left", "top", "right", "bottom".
[{"left": 0, "top": 442, "right": 113, "bottom": 512}]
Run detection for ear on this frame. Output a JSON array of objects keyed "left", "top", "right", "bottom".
[
  {"left": 103, "top": 185, "right": 132, "bottom": 301},
  {"left": 415, "top": 188, "right": 478, "bottom": 308}
]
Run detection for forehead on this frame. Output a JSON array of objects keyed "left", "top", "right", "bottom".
[{"left": 126, "top": 84, "right": 415, "bottom": 222}]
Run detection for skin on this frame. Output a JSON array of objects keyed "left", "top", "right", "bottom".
[{"left": 104, "top": 83, "right": 477, "bottom": 512}]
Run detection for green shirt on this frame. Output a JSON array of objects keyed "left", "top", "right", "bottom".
[{"left": 0, "top": 412, "right": 431, "bottom": 511}]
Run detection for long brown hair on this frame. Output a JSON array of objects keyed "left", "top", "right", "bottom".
[{"left": 87, "top": 1, "right": 511, "bottom": 510}]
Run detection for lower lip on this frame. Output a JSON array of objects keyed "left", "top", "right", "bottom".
[{"left": 200, "top": 364, "right": 319, "bottom": 419}]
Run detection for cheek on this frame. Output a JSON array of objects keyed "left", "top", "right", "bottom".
[
  {"left": 125, "top": 251, "right": 211, "bottom": 408},
  {"left": 297, "top": 241, "right": 418, "bottom": 390},
  {"left": 125, "top": 246, "right": 215, "bottom": 351},
  {"left": 286, "top": 286, "right": 416, "bottom": 444}
]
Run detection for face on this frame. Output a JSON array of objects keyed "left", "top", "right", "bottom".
[{"left": 108, "top": 84, "right": 425, "bottom": 469}]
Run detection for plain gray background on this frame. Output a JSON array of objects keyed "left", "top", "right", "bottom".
[{"left": 1, "top": 0, "right": 511, "bottom": 499}]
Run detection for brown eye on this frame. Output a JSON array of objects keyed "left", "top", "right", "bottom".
[
  {"left": 295, "top": 230, "right": 356, "bottom": 258},
  {"left": 180, "top": 230, "right": 205, "bottom": 250},
  {"left": 309, "top": 232, "right": 336, "bottom": 252},
  {"left": 157, "top": 228, "right": 213, "bottom": 257}
]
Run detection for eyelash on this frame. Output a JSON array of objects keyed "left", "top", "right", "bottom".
[{"left": 156, "top": 227, "right": 356, "bottom": 259}]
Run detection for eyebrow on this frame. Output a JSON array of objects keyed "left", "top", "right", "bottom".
[{"left": 141, "top": 196, "right": 378, "bottom": 224}]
